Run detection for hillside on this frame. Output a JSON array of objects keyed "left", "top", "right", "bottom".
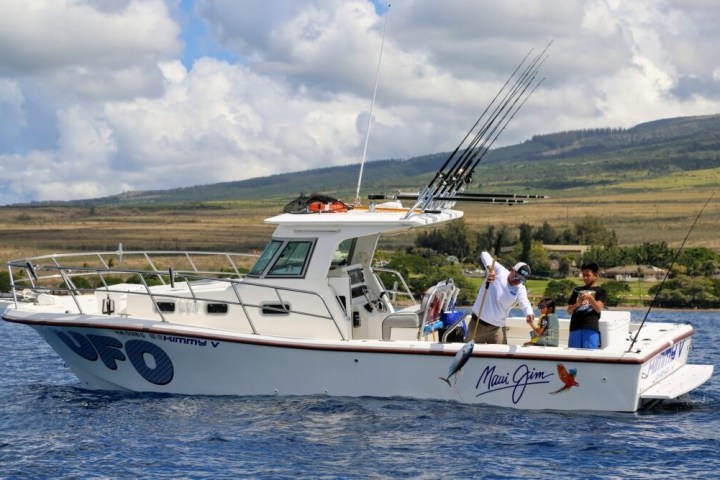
[
  {"left": 35, "top": 113, "right": 720, "bottom": 206},
  {"left": 3, "top": 113, "right": 718, "bottom": 269}
]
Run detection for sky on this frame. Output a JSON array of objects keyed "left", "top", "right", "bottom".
[{"left": 1, "top": 0, "right": 720, "bottom": 205}]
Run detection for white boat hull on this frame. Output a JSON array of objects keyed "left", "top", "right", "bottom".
[{"left": 6, "top": 310, "right": 709, "bottom": 413}]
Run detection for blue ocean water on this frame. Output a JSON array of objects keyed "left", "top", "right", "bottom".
[{"left": 1, "top": 306, "right": 718, "bottom": 479}]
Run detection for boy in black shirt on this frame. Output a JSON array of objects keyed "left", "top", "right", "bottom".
[{"left": 567, "top": 261, "right": 607, "bottom": 349}]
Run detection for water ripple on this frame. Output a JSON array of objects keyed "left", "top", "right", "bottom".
[{"left": 0, "top": 310, "right": 718, "bottom": 478}]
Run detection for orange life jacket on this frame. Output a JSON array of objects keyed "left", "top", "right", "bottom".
[{"left": 308, "top": 201, "right": 349, "bottom": 213}]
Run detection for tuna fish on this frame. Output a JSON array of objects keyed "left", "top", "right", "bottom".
[{"left": 439, "top": 341, "right": 474, "bottom": 386}]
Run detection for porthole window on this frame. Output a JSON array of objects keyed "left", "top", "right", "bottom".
[
  {"left": 261, "top": 302, "right": 290, "bottom": 315},
  {"left": 156, "top": 301, "right": 176, "bottom": 313},
  {"left": 207, "top": 303, "right": 228, "bottom": 314}
]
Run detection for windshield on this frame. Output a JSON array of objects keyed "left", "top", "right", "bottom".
[
  {"left": 248, "top": 240, "right": 282, "bottom": 276},
  {"left": 267, "top": 241, "right": 313, "bottom": 277},
  {"left": 330, "top": 238, "right": 357, "bottom": 269}
]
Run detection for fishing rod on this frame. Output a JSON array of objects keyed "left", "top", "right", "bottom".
[
  {"left": 627, "top": 191, "right": 715, "bottom": 352},
  {"left": 431, "top": 73, "right": 546, "bottom": 208},
  {"left": 413, "top": 74, "right": 537, "bottom": 213},
  {"left": 451, "top": 74, "right": 543, "bottom": 196},
  {"left": 396, "top": 192, "right": 548, "bottom": 200},
  {"left": 435, "top": 51, "right": 547, "bottom": 200},
  {"left": 446, "top": 58, "right": 549, "bottom": 199},
  {"left": 417, "top": 49, "right": 535, "bottom": 207},
  {"left": 403, "top": 49, "right": 542, "bottom": 217},
  {"left": 354, "top": 4, "right": 391, "bottom": 206},
  {"left": 436, "top": 41, "right": 553, "bottom": 200},
  {"left": 444, "top": 192, "right": 548, "bottom": 199},
  {"left": 394, "top": 194, "right": 528, "bottom": 205},
  {"left": 419, "top": 45, "right": 552, "bottom": 211},
  {"left": 367, "top": 191, "right": 546, "bottom": 207},
  {"left": 456, "top": 76, "right": 547, "bottom": 191}
]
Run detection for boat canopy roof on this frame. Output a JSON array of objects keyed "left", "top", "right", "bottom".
[{"left": 264, "top": 207, "right": 464, "bottom": 236}]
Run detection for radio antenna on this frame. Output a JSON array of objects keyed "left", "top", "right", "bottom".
[{"left": 355, "top": 3, "right": 391, "bottom": 206}]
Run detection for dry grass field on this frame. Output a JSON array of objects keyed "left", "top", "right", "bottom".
[
  {"left": 463, "top": 188, "right": 720, "bottom": 248},
  {"left": 0, "top": 203, "right": 277, "bottom": 268},
  {"left": 0, "top": 177, "right": 718, "bottom": 268}
]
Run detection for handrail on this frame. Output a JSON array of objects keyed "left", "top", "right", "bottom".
[
  {"left": 7, "top": 250, "right": 346, "bottom": 339},
  {"left": 372, "top": 267, "right": 417, "bottom": 306},
  {"left": 8, "top": 250, "right": 258, "bottom": 288}
]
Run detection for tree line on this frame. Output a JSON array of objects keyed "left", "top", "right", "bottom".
[{"left": 406, "top": 216, "right": 720, "bottom": 308}]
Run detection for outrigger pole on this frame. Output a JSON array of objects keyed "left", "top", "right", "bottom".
[
  {"left": 355, "top": 4, "right": 391, "bottom": 206},
  {"left": 403, "top": 40, "right": 552, "bottom": 218},
  {"left": 627, "top": 191, "right": 715, "bottom": 352},
  {"left": 393, "top": 192, "right": 547, "bottom": 205}
]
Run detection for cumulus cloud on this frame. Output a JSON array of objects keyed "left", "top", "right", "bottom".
[{"left": 0, "top": 0, "right": 720, "bottom": 204}]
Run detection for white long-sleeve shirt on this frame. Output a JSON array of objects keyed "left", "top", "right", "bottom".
[{"left": 471, "top": 251, "right": 533, "bottom": 327}]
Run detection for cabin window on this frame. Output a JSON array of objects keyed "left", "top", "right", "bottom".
[
  {"left": 156, "top": 301, "right": 176, "bottom": 313},
  {"left": 267, "top": 240, "right": 314, "bottom": 277},
  {"left": 330, "top": 238, "right": 357, "bottom": 269},
  {"left": 248, "top": 240, "right": 283, "bottom": 276},
  {"left": 261, "top": 302, "right": 290, "bottom": 315},
  {"left": 207, "top": 303, "right": 228, "bottom": 314}
]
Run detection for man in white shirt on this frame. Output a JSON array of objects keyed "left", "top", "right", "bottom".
[{"left": 466, "top": 252, "right": 534, "bottom": 344}]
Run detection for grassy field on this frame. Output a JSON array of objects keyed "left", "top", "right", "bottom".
[
  {"left": 464, "top": 277, "right": 657, "bottom": 309},
  {"left": 0, "top": 175, "right": 718, "bottom": 270},
  {"left": 0, "top": 202, "right": 277, "bottom": 267},
  {"left": 462, "top": 184, "right": 719, "bottom": 248}
]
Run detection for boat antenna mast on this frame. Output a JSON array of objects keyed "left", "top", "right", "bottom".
[{"left": 355, "top": 3, "right": 391, "bottom": 206}]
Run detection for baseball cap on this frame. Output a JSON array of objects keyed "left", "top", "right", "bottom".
[{"left": 513, "top": 262, "right": 531, "bottom": 282}]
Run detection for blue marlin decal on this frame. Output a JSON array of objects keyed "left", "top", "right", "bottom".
[{"left": 439, "top": 341, "right": 474, "bottom": 386}]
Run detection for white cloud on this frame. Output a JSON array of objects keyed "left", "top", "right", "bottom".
[
  {"left": 0, "top": 79, "right": 26, "bottom": 142},
  {"left": 0, "top": 0, "right": 180, "bottom": 75},
  {"left": 1, "top": 0, "right": 720, "bottom": 204}
]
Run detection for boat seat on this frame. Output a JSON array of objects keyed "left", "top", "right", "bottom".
[
  {"left": 381, "top": 312, "right": 420, "bottom": 340},
  {"left": 380, "top": 279, "right": 458, "bottom": 340}
]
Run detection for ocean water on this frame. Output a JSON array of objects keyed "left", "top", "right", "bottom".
[{"left": 1, "top": 305, "right": 718, "bottom": 479}]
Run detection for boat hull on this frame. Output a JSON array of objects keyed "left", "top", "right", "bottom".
[{"left": 8, "top": 313, "right": 708, "bottom": 413}]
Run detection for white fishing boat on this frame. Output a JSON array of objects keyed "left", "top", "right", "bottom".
[
  {"left": 1, "top": 193, "right": 714, "bottom": 412},
  {"left": 1, "top": 46, "right": 713, "bottom": 412}
]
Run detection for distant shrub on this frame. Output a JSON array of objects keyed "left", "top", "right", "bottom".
[
  {"left": 543, "top": 279, "right": 577, "bottom": 305},
  {"left": 602, "top": 280, "right": 631, "bottom": 307},
  {"left": 0, "top": 271, "right": 11, "bottom": 292}
]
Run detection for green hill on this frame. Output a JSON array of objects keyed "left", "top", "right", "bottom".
[{"left": 32, "top": 113, "right": 720, "bottom": 206}]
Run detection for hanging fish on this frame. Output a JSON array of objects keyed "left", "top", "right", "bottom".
[{"left": 439, "top": 341, "right": 474, "bottom": 386}]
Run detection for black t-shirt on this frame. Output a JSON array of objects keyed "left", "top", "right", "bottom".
[{"left": 568, "top": 286, "right": 608, "bottom": 332}]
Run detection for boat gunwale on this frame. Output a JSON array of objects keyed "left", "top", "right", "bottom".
[{"left": 1, "top": 310, "right": 696, "bottom": 366}]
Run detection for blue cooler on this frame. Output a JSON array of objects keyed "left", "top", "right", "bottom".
[{"left": 440, "top": 309, "right": 468, "bottom": 341}]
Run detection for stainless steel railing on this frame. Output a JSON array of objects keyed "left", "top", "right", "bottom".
[{"left": 7, "top": 250, "right": 347, "bottom": 339}]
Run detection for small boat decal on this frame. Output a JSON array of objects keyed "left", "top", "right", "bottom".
[
  {"left": 550, "top": 363, "right": 579, "bottom": 394},
  {"left": 475, "top": 363, "right": 555, "bottom": 404}
]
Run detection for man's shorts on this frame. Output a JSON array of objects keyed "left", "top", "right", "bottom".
[{"left": 568, "top": 328, "right": 599, "bottom": 349}]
